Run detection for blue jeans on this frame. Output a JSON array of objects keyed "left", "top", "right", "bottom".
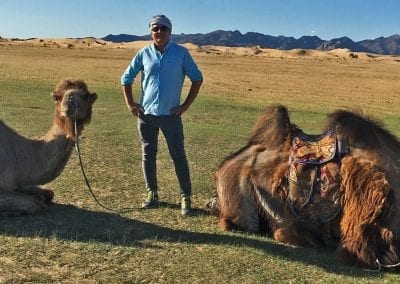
[{"left": 138, "top": 114, "right": 192, "bottom": 197}]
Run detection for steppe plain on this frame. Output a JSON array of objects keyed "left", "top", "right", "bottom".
[{"left": 0, "top": 37, "right": 400, "bottom": 282}]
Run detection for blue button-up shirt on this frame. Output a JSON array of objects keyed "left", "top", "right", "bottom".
[{"left": 121, "top": 41, "right": 203, "bottom": 116}]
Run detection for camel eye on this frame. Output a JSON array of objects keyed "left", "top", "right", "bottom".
[{"left": 53, "top": 94, "right": 62, "bottom": 102}]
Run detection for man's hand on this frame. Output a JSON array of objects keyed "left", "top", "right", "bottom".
[
  {"left": 171, "top": 104, "right": 189, "bottom": 117},
  {"left": 128, "top": 103, "right": 144, "bottom": 117}
]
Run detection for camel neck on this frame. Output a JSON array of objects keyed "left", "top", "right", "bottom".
[{"left": 16, "top": 125, "right": 75, "bottom": 187}]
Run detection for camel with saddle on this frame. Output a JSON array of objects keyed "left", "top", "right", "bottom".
[{"left": 207, "top": 104, "right": 400, "bottom": 270}]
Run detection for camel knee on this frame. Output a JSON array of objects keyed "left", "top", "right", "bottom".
[
  {"left": 273, "top": 226, "right": 321, "bottom": 247},
  {"left": 273, "top": 227, "right": 297, "bottom": 244}
]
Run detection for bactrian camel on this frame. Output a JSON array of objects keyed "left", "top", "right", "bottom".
[
  {"left": 0, "top": 79, "right": 97, "bottom": 216},
  {"left": 207, "top": 104, "right": 400, "bottom": 270}
]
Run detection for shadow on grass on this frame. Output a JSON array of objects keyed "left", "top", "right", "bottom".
[{"left": 0, "top": 203, "right": 379, "bottom": 278}]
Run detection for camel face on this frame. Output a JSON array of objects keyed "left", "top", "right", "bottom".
[
  {"left": 59, "top": 88, "right": 97, "bottom": 122},
  {"left": 51, "top": 79, "right": 97, "bottom": 138}
]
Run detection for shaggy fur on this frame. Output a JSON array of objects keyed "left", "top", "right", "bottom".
[
  {"left": 0, "top": 79, "right": 97, "bottom": 216},
  {"left": 209, "top": 104, "right": 400, "bottom": 269}
]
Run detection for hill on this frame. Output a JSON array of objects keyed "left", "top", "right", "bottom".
[{"left": 102, "top": 30, "right": 400, "bottom": 55}]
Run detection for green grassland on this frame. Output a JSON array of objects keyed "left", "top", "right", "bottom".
[{"left": 0, "top": 43, "right": 400, "bottom": 282}]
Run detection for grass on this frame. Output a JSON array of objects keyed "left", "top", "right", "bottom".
[{"left": 1, "top": 43, "right": 400, "bottom": 282}]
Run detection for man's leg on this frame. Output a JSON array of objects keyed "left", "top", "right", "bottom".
[
  {"left": 138, "top": 115, "right": 159, "bottom": 207},
  {"left": 161, "top": 117, "right": 192, "bottom": 215}
]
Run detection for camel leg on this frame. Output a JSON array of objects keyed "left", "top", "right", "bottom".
[
  {"left": 215, "top": 168, "right": 260, "bottom": 232},
  {"left": 219, "top": 189, "right": 260, "bottom": 233},
  {"left": 0, "top": 191, "right": 50, "bottom": 216}
]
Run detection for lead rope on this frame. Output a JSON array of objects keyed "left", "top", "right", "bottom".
[{"left": 73, "top": 106, "right": 140, "bottom": 213}]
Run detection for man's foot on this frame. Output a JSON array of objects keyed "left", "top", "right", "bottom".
[
  {"left": 181, "top": 196, "right": 191, "bottom": 216},
  {"left": 141, "top": 192, "right": 159, "bottom": 209}
]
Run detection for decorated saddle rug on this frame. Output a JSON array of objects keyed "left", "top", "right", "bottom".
[{"left": 288, "top": 131, "right": 342, "bottom": 222}]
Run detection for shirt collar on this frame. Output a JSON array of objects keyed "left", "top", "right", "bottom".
[{"left": 152, "top": 40, "right": 172, "bottom": 54}]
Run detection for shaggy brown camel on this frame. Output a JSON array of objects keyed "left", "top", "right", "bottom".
[
  {"left": 207, "top": 104, "right": 400, "bottom": 270},
  {"left": 0, "top": 79, "right": 97, "bottom": 216}
]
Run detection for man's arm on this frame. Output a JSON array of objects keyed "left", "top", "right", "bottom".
[{"left": 122, "top": 84, "right": 144, "bottom": 117}]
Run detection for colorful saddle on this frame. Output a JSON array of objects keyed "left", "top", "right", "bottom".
[{"left": 288, "top": 131, "right": 346, "bottom": 222}]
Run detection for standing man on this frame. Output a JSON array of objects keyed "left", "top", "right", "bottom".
[{"left": 121, "top": 15, "right": 203, "bottom": 215}]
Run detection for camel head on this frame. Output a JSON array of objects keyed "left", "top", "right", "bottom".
[{"left": 52, "top": 79, "right": 97, "bottom": 139}]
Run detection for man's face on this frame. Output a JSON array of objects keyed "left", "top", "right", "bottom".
[{"left": 151, "top": 25, "right": 171, "bottom": 46}]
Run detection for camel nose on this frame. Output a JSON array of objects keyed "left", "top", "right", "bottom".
[
  {"left": 67, "top": 93, "right": 79, "bottom": 111},
  {"left": 67, "top": 95, "right": 74, "bottom": 107},
  {"left": 59, "top": 93, "right": 78, "bottom": 119}
]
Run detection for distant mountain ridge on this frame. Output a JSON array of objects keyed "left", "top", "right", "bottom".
[{"left": 102, "top": 31, "right": 400, "bottom": 55}]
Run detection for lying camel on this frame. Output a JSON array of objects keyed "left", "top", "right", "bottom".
[
  {"left": 208, "top": 104, "right": 400, "bottom": 270},
  {"left": 0, "top": 79, "right": 97, "bottom": 216}
]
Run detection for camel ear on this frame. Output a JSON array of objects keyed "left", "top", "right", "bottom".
[
  {"left": 51, "top": 92, "right": 61, "bottom": 103},
  {"left": 90, "top": 92, "right": 97, "bottom": 103}
]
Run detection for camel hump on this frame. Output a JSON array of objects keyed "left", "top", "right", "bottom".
[
  {"left": 249, "top": 104, "right": 293, "bottom": 148},
  {"left": 324, "top": 108, "right": 399, "bottom": 151}
]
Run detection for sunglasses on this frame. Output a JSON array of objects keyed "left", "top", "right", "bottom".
[{"left": 151, "top": 26, "right": 168, "bottom": 32}]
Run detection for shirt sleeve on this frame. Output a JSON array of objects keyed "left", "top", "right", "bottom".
[
  {"left": 183, "top": 50, "right": 203, "bottom": 82},
  {"left": 121, "top": 52, "right": 143, "bottom": 86}
]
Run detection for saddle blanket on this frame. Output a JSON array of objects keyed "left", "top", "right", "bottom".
[{"left": 288, "top": 131, "right": 341, "bottom": 222}]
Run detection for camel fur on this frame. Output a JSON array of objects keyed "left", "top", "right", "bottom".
[
  {"left": 0, "top": 79, "right": 97, "bottom": 216},
  {"left": 208, "top": 104, "right": 400, "bottom": 269}
]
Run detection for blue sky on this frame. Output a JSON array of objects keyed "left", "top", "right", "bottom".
[{"left": 1, "top": 0, "right": 399, "bottom": 41}]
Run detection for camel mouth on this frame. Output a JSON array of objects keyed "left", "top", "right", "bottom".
[{"left": 60, "top": 107, "right": 70, "bottom": 117}]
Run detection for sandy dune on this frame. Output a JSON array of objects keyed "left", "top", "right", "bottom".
[{"left": 1, "top": 37, "right": 399, "bottom": 63}]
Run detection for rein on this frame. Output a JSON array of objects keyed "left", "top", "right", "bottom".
[{"left": 73, "top": 107, "right": 140, "bottom": 213}]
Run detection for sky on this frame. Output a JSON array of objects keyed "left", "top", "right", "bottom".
[{"left": 0, "top": 0, "right": 399, "bottom": 41}]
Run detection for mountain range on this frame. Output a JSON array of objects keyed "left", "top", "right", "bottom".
[{"left": 102, "top": 30, "right": 400, "bottom": 56}]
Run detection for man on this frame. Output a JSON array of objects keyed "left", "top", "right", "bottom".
[{"left": 121, "top": 15, "right": 203, "bottom": 215}]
